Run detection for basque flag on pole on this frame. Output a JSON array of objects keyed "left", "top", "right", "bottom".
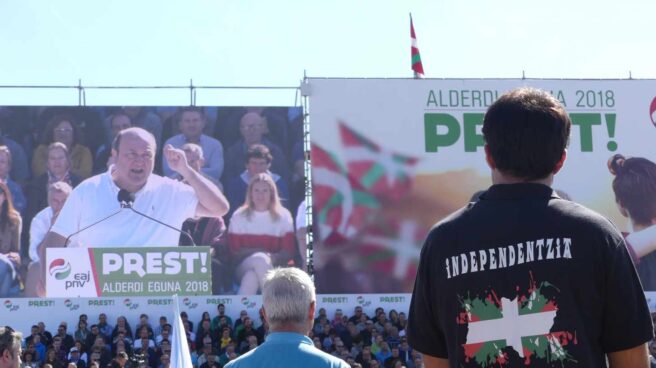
[{"left": 410, "top": 13, "right": 424, "bottom": 79}]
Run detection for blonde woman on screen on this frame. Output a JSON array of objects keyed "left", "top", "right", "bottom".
[{"left": 228, "top": 173, "right": 295, "bottom": 294}]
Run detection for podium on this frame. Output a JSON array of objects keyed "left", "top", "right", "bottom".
[{"left": 45, "top": 246, "right": 212, "bottom": 297}]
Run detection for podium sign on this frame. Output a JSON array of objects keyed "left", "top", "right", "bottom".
[{"left": 46, "top": 247, "right": 212, "bottom": 297}]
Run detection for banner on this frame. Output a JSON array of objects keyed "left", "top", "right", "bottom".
[
  {"left": 46, "top": 247, "right": 212, "bottom": 297},
  {"left": 308, "top": 78, "right": 656, "bottom": 293},
  {"left": 2, "top": 293, "right": 414, "bottom": 337}
]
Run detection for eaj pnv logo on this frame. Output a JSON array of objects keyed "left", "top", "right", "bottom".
[
  {"left": 49, "top": 259, "right": 71, "bottom": 280},
  {"left": 3, "top": 300, "right": 19, "bottom": 312}
]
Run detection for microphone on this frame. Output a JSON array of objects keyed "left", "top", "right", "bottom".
[
  {"left": 118, "top": 189, "right": 196, "bottom": 246},
  {"left": 64, "top": 207, "right": 124, "bottom": 247}
]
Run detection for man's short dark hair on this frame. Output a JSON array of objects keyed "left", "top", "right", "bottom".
[
  {"left": 482, "top": 87, "right": 571, "bottom": 180},
  {"left": 246, "top": 144, "right": 272, "bottom": 164},
  {"left": 178, "top": 107, "right": 206, "bottom": 124}
]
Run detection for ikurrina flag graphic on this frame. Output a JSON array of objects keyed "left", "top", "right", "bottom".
[
  {"left": 338, "top": 122, "right": 419, "bottom": 202},
  {"left": 311, "top": 143, "right": 380, "bottom": 244},
  {"left": 458, "top": 274, "right": 577, "bottom": 366}
]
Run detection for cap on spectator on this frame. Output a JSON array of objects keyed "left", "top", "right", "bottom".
[{"left": 70, "top": 347, "right": 79, "bottom": 353}]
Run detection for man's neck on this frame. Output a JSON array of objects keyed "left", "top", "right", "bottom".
[
  {"left": 491, "top": 170, "right": 554, "bottom": 187},
  {"left": 269, "top": 324, "right": 308, "bottom": 335},
  {"left": 185, "top": 135, "right": 201, "bottom": 144}
]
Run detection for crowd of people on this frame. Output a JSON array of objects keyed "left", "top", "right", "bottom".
[
  {"left": 2, "top": 304, "right": 423, "bottom": 368},
  {"left": 0, "top": 106, "right": 307, "bottom": 297}
]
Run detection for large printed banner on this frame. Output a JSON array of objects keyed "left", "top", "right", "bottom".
[
  {"left": 46, "top": 247, "right": 212, "bottom": 297},
  {"left": 308, "top": 78, "right": 656, "bottom": 293},
  {"left": 1, "top": 293, "right": 412, "bottom": 337}
]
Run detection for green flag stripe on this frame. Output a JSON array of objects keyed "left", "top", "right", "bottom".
[
  {"left": 412, "top": 54, "right": 422, "bottom": 64},
  {"left": 317, "top": 192, "right": 344, "bottom": 223},
  {"left": 360, "top": 164, "right": 386, "bottom": 188},
  {"left": 352, "top": 190, "right": 381, "bottom": 208}
]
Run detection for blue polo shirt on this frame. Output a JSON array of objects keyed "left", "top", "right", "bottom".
[{"left": 224, "top": 332, "right": 349, "bottom": 368}]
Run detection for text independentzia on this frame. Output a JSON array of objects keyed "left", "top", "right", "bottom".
[{"left": 446, "top": 238, "right": 572, "bottom": 279}]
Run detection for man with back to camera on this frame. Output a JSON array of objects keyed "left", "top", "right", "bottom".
[
  {"left": 27, "top": 127, "right": 229, "bottom": 296},
  {"left": 225, "top": 267, "right": 349, "bottom": 368},
  {"left": 0, "top": 326, "right": 21, "bottom": 368},
  {"left": 407, "top": 87, "right": 653, "bottom": 367}
]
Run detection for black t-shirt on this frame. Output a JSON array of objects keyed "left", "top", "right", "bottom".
[{"left": 407, "top": 184, "right": 653, "bottom": 367}]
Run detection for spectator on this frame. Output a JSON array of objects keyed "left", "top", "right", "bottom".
[
  {"left": 73, "top": 321, "right": 90, "bottom": 345},
  {"left": 175, "top": 143, "right": 222, "bottom": 190},
  {"left": 0, "top": 146, "right": 26, "bottom": 216},
  {"left": 32, "top": 114, "right": 93, "bottom": 179},
  {"left": 155, "top": 326, "right": 171, "bottom": 347},
  {"left": 94, "top": 111, "right": 132, "bottom": 174},
  {"left": 157, "top": 353, "right": 170, "bottom": 368},
  {"left": 44, "top": 348, "right": 64, "bottom": 368},
  {"left": 55, "top": 323, "right": 75, "bottom": 352},
  {"left": 210, "top": 304, "right": 233, "bottom": 333},
  {"left": 37, "top": 322, "right": 53, "bottom": 347},
  {"left": 111, "top": 317, "right": 133, "bottom": 343},
  {"left": 23, "top": 325, "right": 40, "bottom": 350},
  {"left": 349, "top": 306, "right": 364, "bottom": 325},
  {"left": 66, "top": 347, "right": 86, "bottom": 368},
  {"left": 107, "top": 351, "right": 127, "bottom": 368},
  {"left": 134, "top": 314, "right": 154, "bottom": 340},
  {"left": 22, "top": 350, "right": 38, "bottom": 368},
  {"left": 236, "top": 317, "right": 257, "bottom": 353},
  {"left": 163, "top": 107, "right": 224, "bottom": 182},
  {"left": 96, "top": 314, "right": 113, "bottom": 342},
  {"left": 222, "top": 112, "right": 288, "bottom": 182},
  {"left": 119, "top": 107, "right": 162, "bottom": 149},
  {"left": 225, "top": 143, "right": 289, "bottom": 221},
  {"left": 152, "top": 317, "right": 167, "bottom": 339},
  {"left": 199, "top": 350, "right": 220, "bottom": 368},
  {"left": 71, "top": 340, "right": 88, "bottom": 366},
  {"left": 180, "top": 312, "right": 193, "bottom": 334},
  {"left": 0, "top": 121, "right": 30, "bottom": 184},
  {"left": 132, "top": 327, "right": 154, "bottom": 350},
  {"left": 0, "top": 181, "right": 22, "bottom": 298},
  {"left": 374, "top": 342, "right": 392, "bottom": 365},
  {"left": 227, "top": 173, "right": 295, "bottom": 294},
  {"left": 84, "top": 326, "right": 102, "bottom": 352},
  {"left": 24, "top": 142, "right": 82, "bottom": 245}
]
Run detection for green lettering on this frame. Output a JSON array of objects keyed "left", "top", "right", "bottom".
[
  {"left": 570, "top": 113, "right": 601, "bottom": 152},
  {"left": 463, "top": 113, "right": 485, "bottom": 152},
  {"left": 424, "top": 113, "right": 460, "bottom": 152}
]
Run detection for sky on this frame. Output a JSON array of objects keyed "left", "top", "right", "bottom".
[{"left": 0, "top": 0, "right": 655, "bottom": 106}]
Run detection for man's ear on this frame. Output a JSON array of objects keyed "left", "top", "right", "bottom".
[
  {"left": 552, "top": 150, "right": 567, "bottom": 175},
  {"left": 617, "top": 200, "right": 629, "bottom": 217},
  {"left": 308, "top": 300, "right": 316, "bottom": 322},
  {"left": 484, "top": 145, "right": 496, "bottom": 170}
]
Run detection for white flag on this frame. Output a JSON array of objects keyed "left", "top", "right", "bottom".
[{"left": 170, "top": 294, "right": 193, "bottom": 368}]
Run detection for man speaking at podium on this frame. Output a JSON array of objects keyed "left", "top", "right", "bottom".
[{"left": 26, "top": 127, "right": 229, "bottom": 296}]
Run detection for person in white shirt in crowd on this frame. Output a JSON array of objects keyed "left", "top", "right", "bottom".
[{"left": 28, "top": 181, "right": 72, "bottom": 263}]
